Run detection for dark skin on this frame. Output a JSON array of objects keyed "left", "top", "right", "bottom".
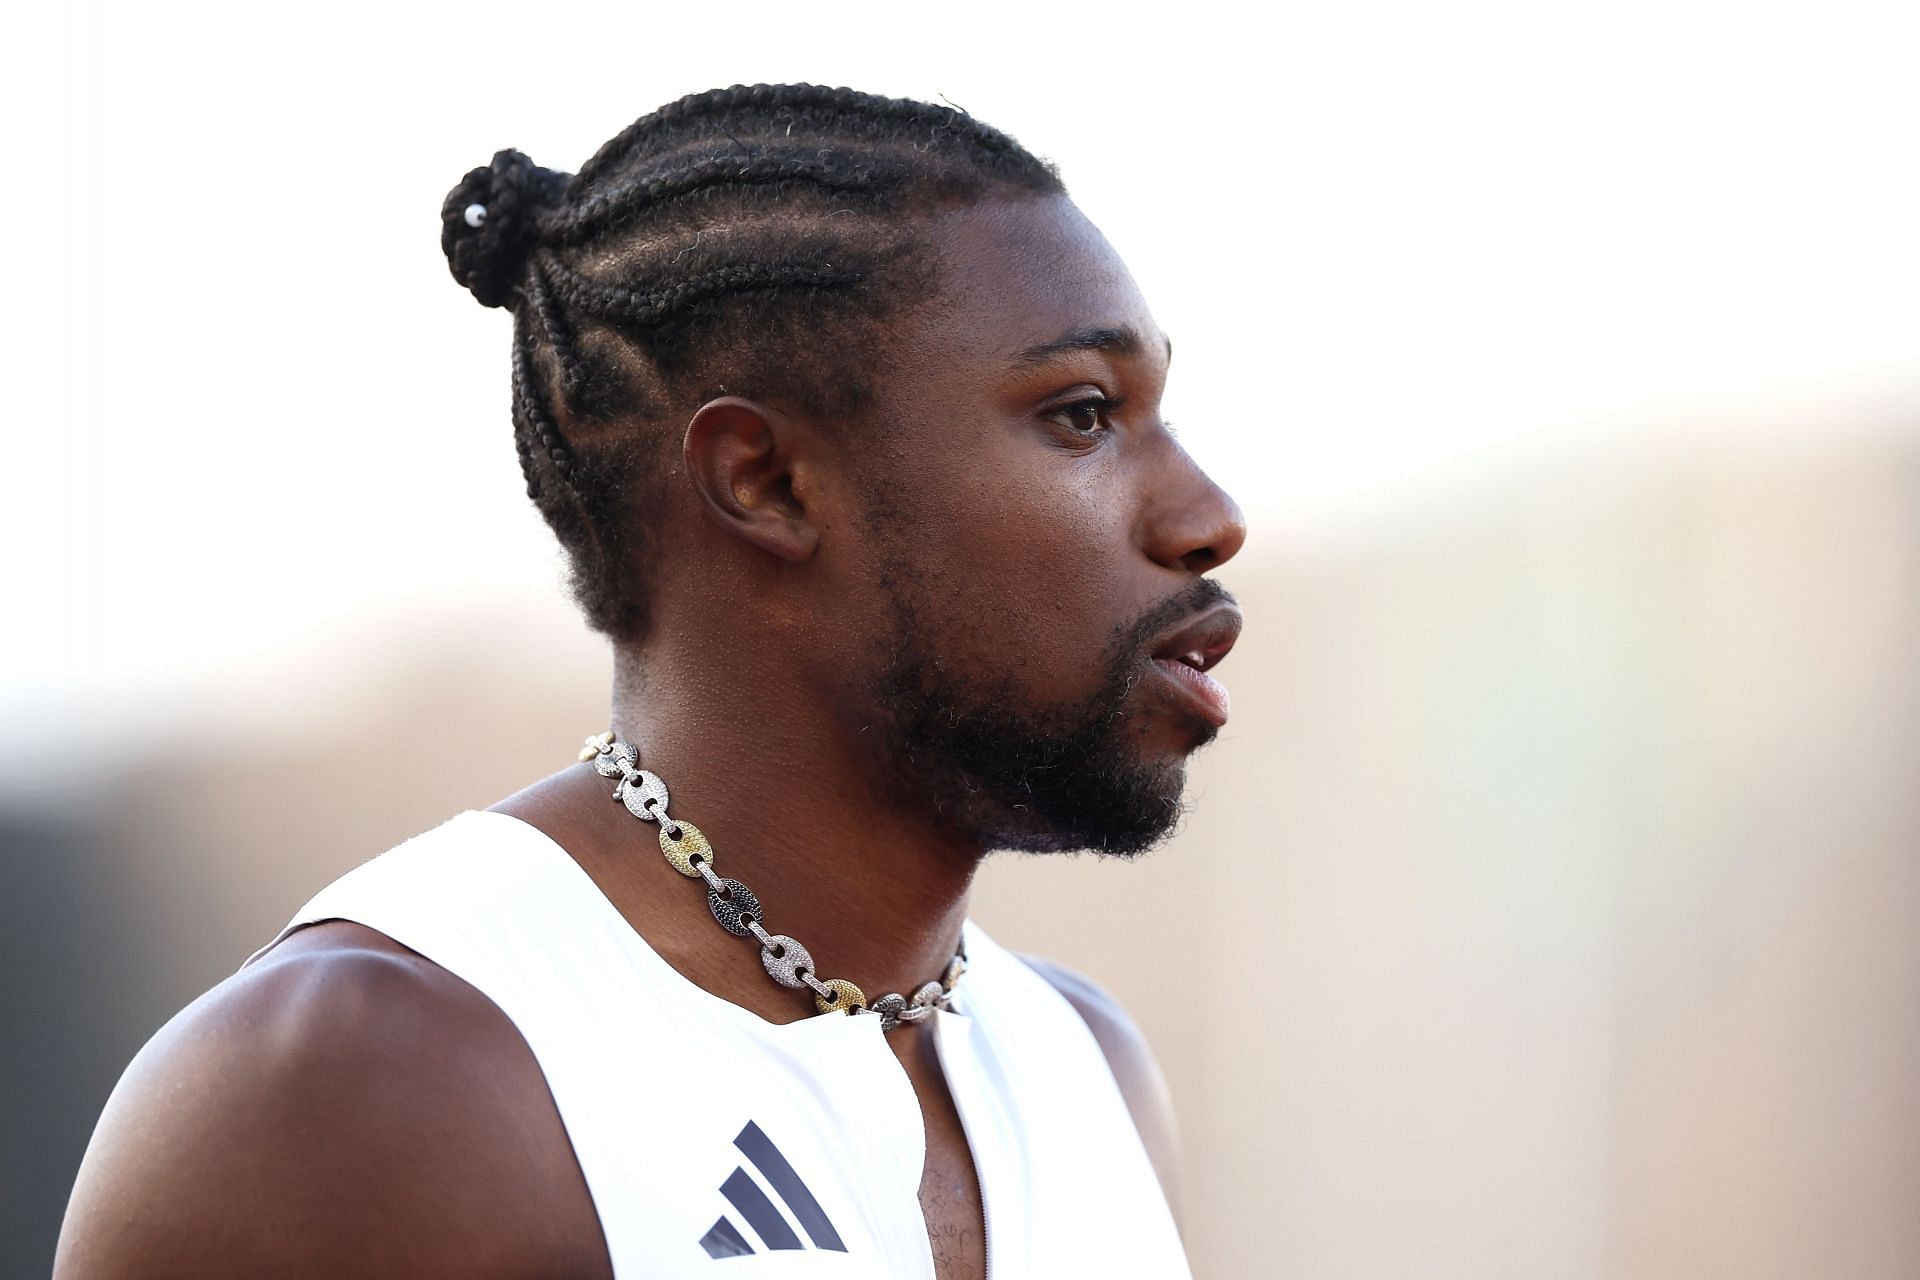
[{"left": 55, "top": 194, "right": 1245, "bottom": 1279}]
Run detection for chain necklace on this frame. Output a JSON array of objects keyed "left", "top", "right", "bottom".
[{"left": 576, "top": 731, "right": 967, "bottom": 1031}]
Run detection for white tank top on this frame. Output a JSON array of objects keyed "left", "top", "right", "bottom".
[{"left": 238, "top": 809, "right": 1192, "bottom": 1279}]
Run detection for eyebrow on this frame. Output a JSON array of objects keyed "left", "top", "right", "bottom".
[{"left": 1009, "top": 324, "right": 1173, "bottom": 369}]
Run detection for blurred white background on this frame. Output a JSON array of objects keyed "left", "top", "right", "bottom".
[{"left": 5, "top": 2, "right": 1918, "bottom": 1275}]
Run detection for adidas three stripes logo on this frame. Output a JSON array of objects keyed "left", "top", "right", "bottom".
[{"left": 698, "top": 1121, "right": 849, "bottom": 1259}]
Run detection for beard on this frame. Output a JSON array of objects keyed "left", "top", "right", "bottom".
[{"left": 865, "top": 562, "right": 1231, "bottom": 858}]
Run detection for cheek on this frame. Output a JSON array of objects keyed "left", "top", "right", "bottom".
[{"left": 911, "top": 459, "right": 1135, "bottom": 685}]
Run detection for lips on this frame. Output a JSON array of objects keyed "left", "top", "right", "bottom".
[
  {"left": 1151, "top": 654, "right": 1232, "bottom": 725},
  {"left": 1146, "top": 604, "right": 1242, "bottom": 726}
]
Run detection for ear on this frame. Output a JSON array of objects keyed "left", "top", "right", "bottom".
[{"left": 681, "top": 396, "right": 822, "bottom": 564}]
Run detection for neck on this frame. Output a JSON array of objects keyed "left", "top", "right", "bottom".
[{"left": 599, "top": 643, "right": 982, "bottom": 1008}]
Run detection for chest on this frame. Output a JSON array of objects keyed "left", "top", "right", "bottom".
[{"left": 900, "top": 1032, "right": 987, "bottom": 1280}]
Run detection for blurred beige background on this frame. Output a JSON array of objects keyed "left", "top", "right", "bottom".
[{"left": 9, "top": 425, "right": 1918, "bottom": 1276}]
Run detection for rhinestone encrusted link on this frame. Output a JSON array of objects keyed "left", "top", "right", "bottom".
[
  {"left": 870, "top": 992, "right": 909, "bottom": 1031},
  {"left": 619, "top": 769, "right": 670, "bottom": 821},
  {"left": 759, "top": 934, "right": 814, "bottom": 989},
  {"left": 658, "top": 820, "right": 713, "bottom": 878},
  {"left": 813, "top": 977, "right": 867, "bottom": 1015},
  {"left": 706, "top": 877, "right": 762, "bottom": 937}
]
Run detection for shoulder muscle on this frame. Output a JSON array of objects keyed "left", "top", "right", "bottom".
[{"left": 55, "top": 925, "right": 607, "bottom": 1279}]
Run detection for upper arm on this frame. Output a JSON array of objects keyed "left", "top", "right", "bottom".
[
  {"left": 54, "top": 932, "right": 606, "bottom": 1280},
  {"left": 1020, "top": 954, "right": 1182, "bottom": 1225}
]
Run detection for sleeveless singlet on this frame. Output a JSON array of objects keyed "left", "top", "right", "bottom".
[{"left": 238, "top": 809, "right": 1192, "bottom": 1279}]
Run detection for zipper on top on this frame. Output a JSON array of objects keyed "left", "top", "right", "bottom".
[{"left": 933, "top": 1011, "right": 993, "bottom": 1280}]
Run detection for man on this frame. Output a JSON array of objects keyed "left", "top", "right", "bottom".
[{"left": 56, "top": 83, "right": 1245, "bottom": 1278}]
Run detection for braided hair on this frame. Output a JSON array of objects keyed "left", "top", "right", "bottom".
[{"left": 439, "top": 83, "right": 1067, "bottom": 642}]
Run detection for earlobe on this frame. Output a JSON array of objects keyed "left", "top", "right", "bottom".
[{"left": 682, "top": 396, "right": 821, "bottom": 564}]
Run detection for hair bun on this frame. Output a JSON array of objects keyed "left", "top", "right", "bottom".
[{"left": 440, "top": 148, "right": 572, "bottom": 309}]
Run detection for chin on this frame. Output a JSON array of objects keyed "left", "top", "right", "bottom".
[
  {"left": 977, "top": 757, "right": 1192, "bottom": 859},
  {"left": 1146, "top": 719, "right": 1219, "bottom": 762}
]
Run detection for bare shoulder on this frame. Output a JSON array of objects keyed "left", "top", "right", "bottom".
[
  {"left": 55, "top": 921, "right": 610, "bottom": 1280},
  {"left": 1018, "top": 953, "right": 1182, "bottom": 1222}
]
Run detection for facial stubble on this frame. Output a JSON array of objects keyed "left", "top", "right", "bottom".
[{"left": 866, "top": 558, "right": 1227, "bottom": 858}]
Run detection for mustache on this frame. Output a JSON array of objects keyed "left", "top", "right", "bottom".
[{"left": 1118, "top": 577, "right": 1236, "bottom": 662}]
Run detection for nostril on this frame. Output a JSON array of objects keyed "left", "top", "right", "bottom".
[{"left": 1184, "top": 546, "right": 1221, "bottom": 573}]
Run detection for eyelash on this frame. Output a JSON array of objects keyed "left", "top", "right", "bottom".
[{"left": 1050, "top": 394, "right": 1126, "bottom": 436}]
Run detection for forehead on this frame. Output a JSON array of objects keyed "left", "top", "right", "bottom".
[{"left": 902, "top": 196, "right": 1164, "bottom": 371}]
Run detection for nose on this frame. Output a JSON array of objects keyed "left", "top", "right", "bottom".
[{"left": 1139, "top": 438, "right": 1248, "bottom": 574}]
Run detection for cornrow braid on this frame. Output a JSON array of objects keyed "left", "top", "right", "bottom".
[
  {"left": 523, "top": 258, "right": 587, "bottom": 400},
  {"left": 440, "top": 83, "right": 1067, "bottom": 642},
  {"left": 542, "top": 145, "right": 905, "bottom": 247},
  {"left": 566, "top": 83, "right": 1033, "bottom": 194},
  {"left": 509, "top": 319, "right": 575, "bottom": 491},
  {"left": 533, "top": 250, "right": 866, "bottom": 333}
]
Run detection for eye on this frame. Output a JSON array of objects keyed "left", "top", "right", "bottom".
[{"left": 1048, "top": 394, "right": 1125, "bottom": 437}]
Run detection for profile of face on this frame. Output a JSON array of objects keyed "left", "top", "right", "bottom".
[{"left": 817, "top": 195, "right": 1248, "bottom": 857}]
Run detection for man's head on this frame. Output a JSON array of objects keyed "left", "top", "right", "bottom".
[{"left": 442, "top": 85, "right": 1246, "bottom": 858}]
